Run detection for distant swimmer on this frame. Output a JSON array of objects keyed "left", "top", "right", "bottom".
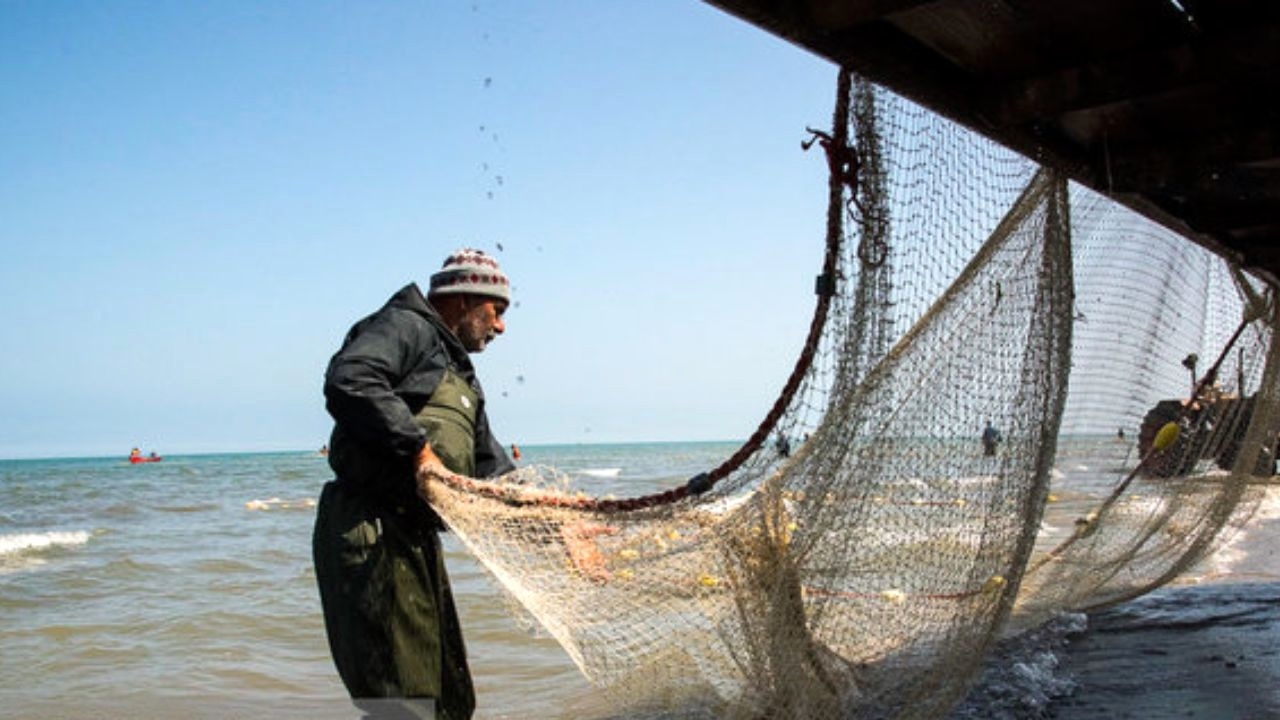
[
  {"left": 511, "top": 444, "right": 522, "bottom": 460},
  {"left": 982, "top": 422, "right": 1002, "bottom": 457}
]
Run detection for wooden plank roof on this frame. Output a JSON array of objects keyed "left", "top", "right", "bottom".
[{"left": 705, "top": 0, "right": 1280, "bottom": 286}]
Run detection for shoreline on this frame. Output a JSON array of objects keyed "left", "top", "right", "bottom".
[{"left": 1046, "top": 487, "right": 1280, "bottom": 719}]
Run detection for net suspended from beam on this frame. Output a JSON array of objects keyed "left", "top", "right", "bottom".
[{"left": 423, "top": 70, "right": 1279, "bottom": 719}]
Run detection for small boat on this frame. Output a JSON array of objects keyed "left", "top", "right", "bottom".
[{"left": 128, "top": 449, "right": 163, "bottom": 464}]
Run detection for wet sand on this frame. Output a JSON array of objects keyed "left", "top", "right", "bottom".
[
  {"left": 1048, "top": 582, "right": 1280, "bottom": 719},
  {"left": 1046, "top": 500, "right": 1280, "bottom": 720}
]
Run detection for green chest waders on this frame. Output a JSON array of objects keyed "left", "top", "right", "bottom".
[
  {"left": 313, "top": 368, "right": 480, "bottom": 719},
  {"left": 413, "top": 369, "right": 480, "bottom": 477}
]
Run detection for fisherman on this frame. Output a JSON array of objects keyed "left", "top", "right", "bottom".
[
  {"left": 981, "top": 421, "right": 1002, "bottom": 457},
  {"left": 312, "top": 248, "right": 513, "bottom": 720},
  {"left": 775, "top": 433, "right": 791, "bottom": 458}
]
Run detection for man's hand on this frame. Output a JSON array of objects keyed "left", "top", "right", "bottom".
[
  {"left": 560, "top": 521, "right": 618, "bottom": 583},
  {"left": 415, "top": 443, "right": 448, "bottom": 503}
]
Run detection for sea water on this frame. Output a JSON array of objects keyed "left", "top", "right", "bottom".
[{"left": 1, "top": 442, "right": 1277, "bottom": 719}]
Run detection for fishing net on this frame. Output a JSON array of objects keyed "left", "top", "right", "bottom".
[
  {"left": 1011, "top": 193, "right": 1280, "bottom": 630},
  {"left": 424, "top": 70, "right": 1278, "bottom": 718}
]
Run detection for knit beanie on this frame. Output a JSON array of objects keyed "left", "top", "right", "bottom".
[{"left": 428, "top": 248, "right": 511, "bottom": 303}]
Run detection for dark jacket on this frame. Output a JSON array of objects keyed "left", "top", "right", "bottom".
[{"left": 324, "top": 283, "right": 513, "bottom": 517}]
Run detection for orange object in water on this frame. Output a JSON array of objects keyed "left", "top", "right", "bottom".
[{"left": 129, "top": 451, "right": 163, "bottom": 464}]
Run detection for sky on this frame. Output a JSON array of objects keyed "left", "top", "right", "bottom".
[{"left": 0, "top": 1, "right": 842, "bottom": 459}]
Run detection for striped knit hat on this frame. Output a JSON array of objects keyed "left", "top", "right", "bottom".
[{"left": 428, "top": 248, "right": 511, "bottom": 303}]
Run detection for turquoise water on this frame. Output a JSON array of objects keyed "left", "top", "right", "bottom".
[
  {"left": 1, "top": 442, "right": 1276, "bottom": 719},
  {"left": 0, "top": 443, "right": 737, "bottom": 719}
]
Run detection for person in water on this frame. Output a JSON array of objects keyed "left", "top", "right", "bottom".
[
  {"left": 313, "top": 248, "right": 513, "bottom": 720},
  {"left": 982, "top": 421, "right": 1002, "bottom": 457},
  {"left": 775, "top": 433, "right": 791, "bottom": 458}
]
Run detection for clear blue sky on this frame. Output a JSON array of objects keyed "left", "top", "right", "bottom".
[{"left": 0, "top": 1, "right": 842, "bottom": 459}]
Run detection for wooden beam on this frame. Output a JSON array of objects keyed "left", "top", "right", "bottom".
[
  {"left": 800, "top": 0, "right": 936, "bottom": 30},
  {"left": 1104, "top": 124, "right": 1280, "bottom": 193},
  {"left": 982, "top": 25, "right": 1280, "bottom": 127}
]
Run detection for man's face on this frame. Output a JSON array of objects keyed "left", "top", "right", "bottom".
[{"left": 456, "top": 296, "right": 507, "bottom": 353}]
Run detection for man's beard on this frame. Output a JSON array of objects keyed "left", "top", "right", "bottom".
[{"left": 458, "top": 317, "right": 493, "bottom": 352}]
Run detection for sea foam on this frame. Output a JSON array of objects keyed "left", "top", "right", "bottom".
[
  {"left": 244, "top": 497, "right": 316, "bottom": 511},
  {"left": 0, "top": 530, "right": 91, "bottom": 557},
  {"left": 949, "top": 612, "right": 1087, "bottom": 718}
]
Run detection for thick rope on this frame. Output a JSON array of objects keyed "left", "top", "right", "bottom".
[{"left": 698, "top": 65, "right": 855, "bottom": 488}]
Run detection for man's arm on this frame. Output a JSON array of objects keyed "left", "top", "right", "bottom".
[{"left": 324, "top": 311, "right": 432, "bottom": 459}]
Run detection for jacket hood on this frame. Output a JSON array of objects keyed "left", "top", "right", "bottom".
[
  {"left": 387, "top": 283, "right": 470, "bottom": 361},
  {"left": 385, "top": 283, "right": 435, "bottom": 318}
]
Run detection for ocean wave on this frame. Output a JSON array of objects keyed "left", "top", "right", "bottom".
[
  {"left": 0, "top": 530, "right": 91, "bottom": 557},
  {"left": 0, "top": 531, "right": 92, "bottom": 574},
  {"left": 244, "top": 497, "right": 316, "bottom": 511}
]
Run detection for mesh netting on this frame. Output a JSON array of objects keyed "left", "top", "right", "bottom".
[
  {"left": 424, "top": 71, "right": 1278, "bottom": 718},
  {"left": 1012, "top": 191, "right": 1279, "bottom": 630}
]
